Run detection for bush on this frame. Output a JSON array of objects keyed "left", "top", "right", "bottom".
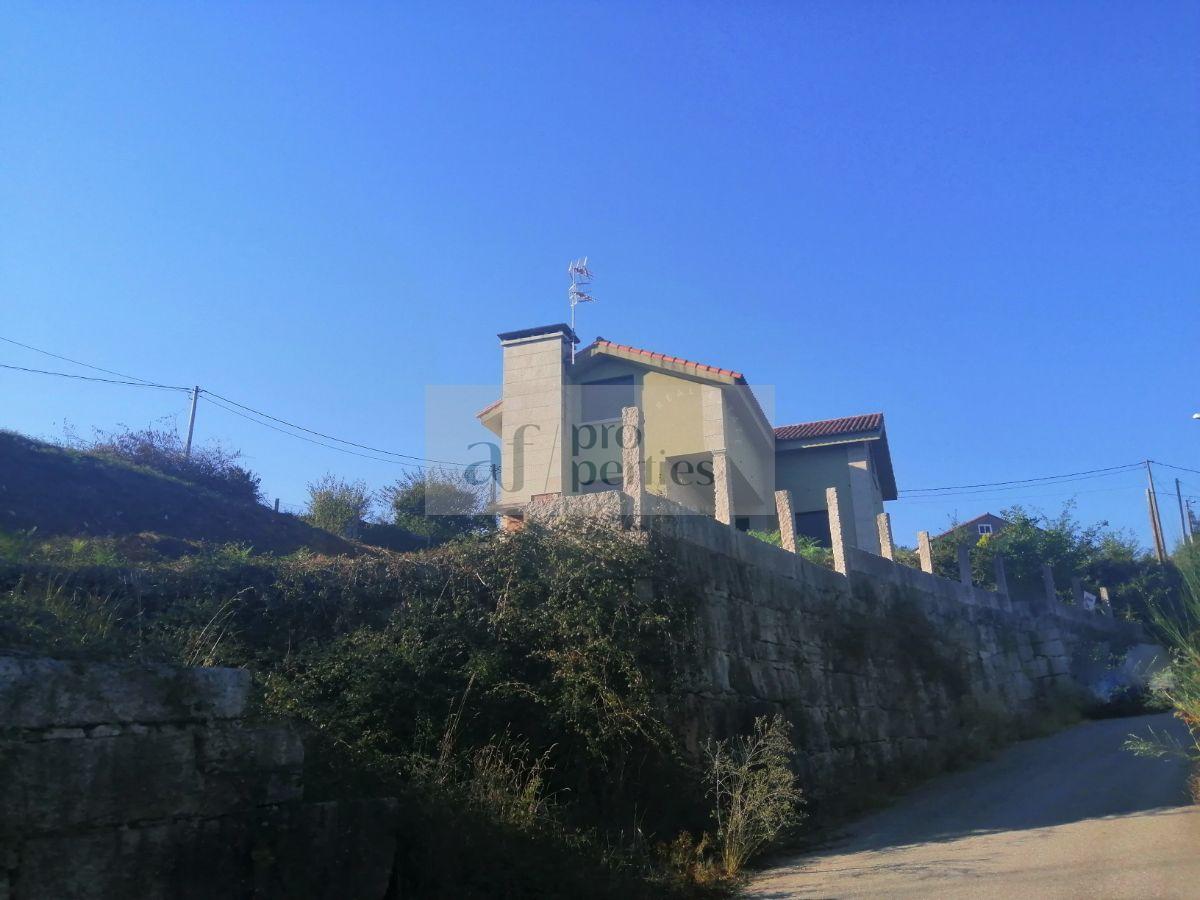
[
  {"left": 933, "top": 503, "right": 1179, "bottom": 621},
  {"left": 379, "top": 469, "right": 492, "bottom": 546},
  {"left": 305, "top": 474, "right": 372, "bottom": 538},
  {"left": 747, "top": 530, "right": 833, "bottom": 569},
  {"left": 704, "top": 714, "right": 804, "bottom": 877},
  {"left": 68, "top": 424, "right": 262, "bottom": 503}
]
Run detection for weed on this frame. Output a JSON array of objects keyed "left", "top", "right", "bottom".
[{"left": 704, "top": 714, "right": 805, "bottom": 878}]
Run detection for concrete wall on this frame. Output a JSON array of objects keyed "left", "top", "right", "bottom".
[
  {"left": 528, "top": 491, "right": 1150, "bottom": 808},
  {"left": 0, "top": 657, "right": 399, "bottom": 899}
]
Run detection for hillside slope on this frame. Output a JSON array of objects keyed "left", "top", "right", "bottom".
[{"left": 0, "top": 430, "right": 353, "bottom": 555}]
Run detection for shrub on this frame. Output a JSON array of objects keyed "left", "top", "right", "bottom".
[
  {"left": 68, "top": 424, "right": 262, "bottom": 503},
  {"left": 305, "top": 474, "right": 372, "bottom": 538},
  {"left": 379, "top": 469, "right": 492, "bottom": 546},
  {"left": 704, "top": 714, "right": 804, "bottom": 877},
  {"left": 746, "top": 530, "right": 833, "bottom": 569}
]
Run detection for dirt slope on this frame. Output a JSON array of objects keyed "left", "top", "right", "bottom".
[{"left": 0, "top": 431, "right": 353, "bottom": 555}]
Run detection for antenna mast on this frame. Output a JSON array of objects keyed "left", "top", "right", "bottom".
[{"left": 567, "top": 257, "right": 595, "bottom": 363}]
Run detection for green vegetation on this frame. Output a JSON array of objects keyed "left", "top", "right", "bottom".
[
  {"left": 747, "top": 529, "right": 833, "bottom": 569},
  {"left": 932, "top": 504, "right": 1180, "bottom": 621},
  {"left": 303, "top": 473, "right": 372, "bottom": 538},
  {"left": 0, "top": 523, "right": 804, "bottom": 897},
  {"left": 1125, "top": 542, "right": 1200, "bottom": 799},
  {"left": 378, "top": 469, "right": 493, "bottom": 546},
  {"left": 704, "top": 715, "right": 804, "bottom": 876}
]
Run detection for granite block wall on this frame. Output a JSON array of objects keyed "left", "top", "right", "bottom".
[
  {"left": 0, "top": 656, "right": 399, "bottom": 900},
  {"left": 529, "top": 491, "right": 1152, "bottom": 807}
]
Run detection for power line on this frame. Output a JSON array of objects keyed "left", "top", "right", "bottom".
[
  {"left": 199, "top": 395, "right": 426, "bottom": 468},
  {"left": 0, "top": 334, "right": 161, "bottom": 385},
  {"left": 1152, "top": 459, "right": 1200, "bottom": 477},
  {"left": 900, "top": 462, "right": 1144, "bottom": 495},
  {"left": 898, "top": 481, "right": 1154, "bottom": 506},
  {"left": 201, "top": 387, "right": 470, "bottom": 467},
  {"left": 1, "top": 334, "right": 471, "bottom": 469},
  {"left": 0, "top": 362, "right": 190, "bottom": 392}
]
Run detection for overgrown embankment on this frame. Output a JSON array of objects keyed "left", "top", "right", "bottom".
[
  {"left": 0, "top": 430, "right": 352, "bottom": 555},
  {"left": 0, "top": 525, "right": 745, "bottom": 897}
]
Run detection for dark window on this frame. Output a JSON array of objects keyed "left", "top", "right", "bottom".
[
  {"left": 794, "top": 510, "right": 832, "bottom": 547},
  {"left": 734, "top": 517, "right": 750, "bottom": 532},
  {"left": 580, "top": 376, "right": 635, "bottom": 422}
]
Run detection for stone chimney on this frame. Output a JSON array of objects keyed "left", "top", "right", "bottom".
[{"left": 497, "top": 323, "right": 578, "bottom": 508}]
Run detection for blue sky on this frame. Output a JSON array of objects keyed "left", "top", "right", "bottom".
[{"left": 2, "top": 2, "right": 1197, "bottom": 547}]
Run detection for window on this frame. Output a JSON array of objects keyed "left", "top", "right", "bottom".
[
  {"left": 580, "top": 375, "right": 635, "bottom": 422},
  {"left": 977, "top": 523, "right": 993, "bottom": 535},
  {"left": 734, "top": 517, "right": 750, "bottom": 532}
]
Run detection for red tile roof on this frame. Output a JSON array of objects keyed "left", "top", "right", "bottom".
[
  {"left": 476, "top": 398, "right": 502, "bottom": 418},
  {"left": 774, "top": 413, "right": 883, "bottom": 442},
  {"left": 588, "top": 337, "right": 745, "bottom": 382}
]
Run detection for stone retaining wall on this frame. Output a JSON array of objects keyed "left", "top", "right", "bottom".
[
  {"left": 0, "top": 656, "right": 399, "bottom": 899},
  {"left": 529, "top": 491, "right": 1155, "bottom": 809}
]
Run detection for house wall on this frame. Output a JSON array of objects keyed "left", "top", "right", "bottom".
[
  {"left": 500, "top": 332, "right": 571, "bottom": 506},
  {"left": 847, "top": 442, "right": 884, "bottom": 553},
  {"left": 773, "top": 442, "right": 884, "bottom": 552},
  {"left": 566, "top": 358, "right": 774, "bottom": 516},
  {"left": 775, "top": 444, "right": 855, "bottom": 542}
]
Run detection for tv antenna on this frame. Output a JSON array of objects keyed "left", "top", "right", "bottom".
[{"left": 567, "top": 257, "right": 595, "bottom": 361}]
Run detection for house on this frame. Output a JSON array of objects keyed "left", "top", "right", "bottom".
[
  {"left": 936, "top": 512, "right": 1012, "bottom": 542},
  {"left": 477, "top": 323, "right": 898, "bottom": 554}
]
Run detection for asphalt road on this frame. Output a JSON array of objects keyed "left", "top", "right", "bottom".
[{"left": 745, "top": 713, "right": 1200, "bottom": 899}]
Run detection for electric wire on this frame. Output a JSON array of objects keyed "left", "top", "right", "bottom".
[
  {"left": 0, "top": 362, "right": 190, "bottom": 392},
  {"left": 900, "top": 462, "right": 1144, "bottom": 494},
  {"left": 200, "top": 388, "right": 471, "bottom": 468},
  {"left": 0, "top": 335, "right": 162, "bottom": 385},
  {"left": 198, "top": 395, "right": 426, "bottom": 469}
]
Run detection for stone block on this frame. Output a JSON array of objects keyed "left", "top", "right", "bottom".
[
  {"left": 0, "top": 657, "right": 251, "bottom": 729},
  {"left": 0, "top": 728, "right": 203, "bottom": 834}
]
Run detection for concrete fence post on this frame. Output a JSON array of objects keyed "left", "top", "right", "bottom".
[
  {"left": 775, "top": 490, "right": 797, "bottom": 554},
  {"left": 917, "top": 531, "right": 934, "bottom": 574},
  {"left": 620, "top": 406, "right": 644, "bottom": 521},
  {"left": 1099, "top": 586, "right": 1114, "bottom": 616},
  {"left": 993, "top": 554, "right": 1010, "bottom": 596},
  {"left": 1042, "top": 564, "right": 1058, "bottom": 611},
  {"left": 712, "top": 449, "right": 732, "bottom": 526},
  {"left": 957, "top": 544, "right": 972, "bottom": 586},
  {"left": 876, "top": 512, "right": 895, "bottom": 561},
  {"left": 826, "top": 486, "right": 849, "bottom": 576}
]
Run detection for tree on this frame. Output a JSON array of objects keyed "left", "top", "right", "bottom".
[
  {"left": 305, "top": 474, "right": 372, "bottom": 538},
  {"left": 931, "top": 503, "right": 1179, "bottom": 619},
  {"left": 379, "top": 469, "right": 492, "bottom": 546}
]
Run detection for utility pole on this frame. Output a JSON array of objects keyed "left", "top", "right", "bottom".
[
  {"left": 184, "top": 386, "right": 200, "bottom": 458},
  {"left": 1146, "top": 461, "right": 1167, "bottom": 562},
  {"left": 1176, "top": 478, "right": 1191, "bottom": 546}
]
